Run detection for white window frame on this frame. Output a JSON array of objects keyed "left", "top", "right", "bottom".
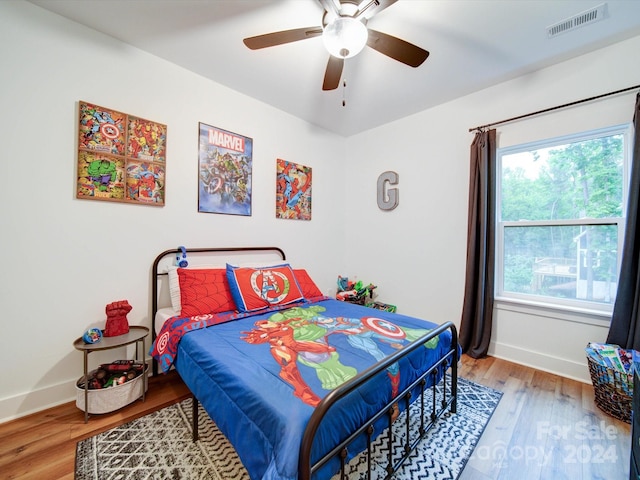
[{"left": 495, "top": 124, "right": 632, "bottom": 317}]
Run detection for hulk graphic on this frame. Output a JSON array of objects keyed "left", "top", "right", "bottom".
[
  {"left": 242, "top": 306, "right": 356, "bottom": 406},
  {"left": 242, "top": 305, "right": 439, "bottom": 406},
  {"left": 87, "top": 159, "right": 116, "bottom": 191},
  {"left": 267, "top": 306, "right": 369, "bottom": 390}
]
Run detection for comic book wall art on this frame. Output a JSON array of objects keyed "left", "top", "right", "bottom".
[
  {"left": 77, "top": 101, "right": 166, "bottom": 205},
  {"left": 198, "top": 123, "right": 252, "bottom": 216},
  {"left": 276, "top": 159, "right": 312, "bottom": 220}
]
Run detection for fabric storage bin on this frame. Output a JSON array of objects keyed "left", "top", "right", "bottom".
[{"left": 76, "top": 363, "right": 148, "bottom": 414}]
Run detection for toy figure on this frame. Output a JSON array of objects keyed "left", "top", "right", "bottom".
[{"left": 336, "top": 276, "right": 377, "bottom": 304}]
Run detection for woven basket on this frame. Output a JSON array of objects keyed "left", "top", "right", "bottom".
[
  {"left": 586, "top": 355, "right": 632, "bottom": 423},
  {"left": 76, "top": 364, "right": 148, "bottom": 414}
]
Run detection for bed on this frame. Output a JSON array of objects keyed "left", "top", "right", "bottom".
[{"left": 149, "top": 247, "right": 459, "bottom": 480}]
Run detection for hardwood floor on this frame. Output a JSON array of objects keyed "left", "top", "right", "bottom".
[
  {"left": 0, "top": 355, "right": 631, "bottom": 479},
  {"left": 0, "top": 370, "right": 191, "bottom": 480},
  {"left": 459, "top": 355, "right": 631, "bottom": 480}
]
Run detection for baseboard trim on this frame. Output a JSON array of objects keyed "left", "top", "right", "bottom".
[
  {"left": 1, "top": 348, "right": 587, "bottom": 423},
  {"left": 488, "top": 340, "right": 591, "bottom": 384},
  {"left": 0, "top": 380, "right": 76, "bottom": 424},
  {"left": 1, "top": 358, "right": 155, "bottom": 424}
]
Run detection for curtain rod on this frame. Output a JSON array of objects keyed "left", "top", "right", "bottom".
[{"left": 469, "top": 84, "right": 640, "bottom": 133}]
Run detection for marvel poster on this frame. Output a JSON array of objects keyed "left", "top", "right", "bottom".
[
  {"left": 77, "top": 101, "right": 166, "bottom": 205},
  {"left": 198, "top": 123, "right": 252, "bottom": 216},
  {"left": 276, "top": 158, "right": 312, "bottom": 220}
]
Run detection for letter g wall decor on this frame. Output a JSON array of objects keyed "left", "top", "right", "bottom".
[{"left": 377, "top": 171, "right": 399, "bottom": 211}]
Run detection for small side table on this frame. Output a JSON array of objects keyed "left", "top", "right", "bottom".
[{"left": 73, "top": 325, "right": 149, "bottom": 423}]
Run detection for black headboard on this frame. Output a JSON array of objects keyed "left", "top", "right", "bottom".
[{"left": 150, "top": 246, "right": 286, "bottom": 375}]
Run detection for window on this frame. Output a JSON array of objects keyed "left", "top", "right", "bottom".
[{"left": 496, "top": 125, "right": 630, "bottom": 314}]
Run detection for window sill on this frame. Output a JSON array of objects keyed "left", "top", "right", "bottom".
[{"left": 494, "top": 296, "right": 612, "bottom": 328}]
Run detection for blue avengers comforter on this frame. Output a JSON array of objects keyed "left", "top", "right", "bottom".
[{"left": 153, "top": 299, "right": 456, "bottom": 480}]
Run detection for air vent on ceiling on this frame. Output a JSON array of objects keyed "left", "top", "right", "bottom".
[{"left": 547, "top": 3, "right": 608, "bottom": 38}]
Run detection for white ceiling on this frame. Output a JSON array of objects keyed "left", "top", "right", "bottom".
[{"left": 28, "top": 0, "right": 640, "bottom": 137}]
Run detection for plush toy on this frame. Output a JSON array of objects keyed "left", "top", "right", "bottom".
[{"left": 103, "top": 300, "right": 132, "bottom": 337}]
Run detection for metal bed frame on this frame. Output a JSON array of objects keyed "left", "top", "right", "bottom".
[
  {"left": 150, "top": 246, "right": 458, "bottom": 480},
  {"left": 150, "top": 246, "right": 286, "bottom": 376}
]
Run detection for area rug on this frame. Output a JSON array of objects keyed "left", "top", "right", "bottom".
[{"left": 75, "top": 376, "right": 501, "bottom": 480}]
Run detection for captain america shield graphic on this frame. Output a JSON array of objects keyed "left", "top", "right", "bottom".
[{"left": 362, "top": 317, "right": 406, "bottom": 340}]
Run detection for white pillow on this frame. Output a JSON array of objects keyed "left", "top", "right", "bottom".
[{"left": 167, "top": 266, "right": 182, "bottom": 313}]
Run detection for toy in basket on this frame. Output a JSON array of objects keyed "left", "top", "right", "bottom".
[
  {"left": 585, "top": 342, "right": 638, "bottom": 423},
  {"left": 76, "top": 360, "right": 147, "bottom": 414}
]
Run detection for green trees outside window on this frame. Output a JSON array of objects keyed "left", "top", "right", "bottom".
[{"left": 498, "top": 126, "right": 628, "bottom": 310}]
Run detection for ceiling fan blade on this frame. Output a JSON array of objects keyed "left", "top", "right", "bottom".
[
  {"left": 357, "top": 0, "right": 399, "bottom": 20},
  {"left": 367, "top": 29, "right": 429, "bottom": 67},
  {"left": 243, "top": 27, "right": 323, "bottom": 50},
  {"left": 322, "top": 56, "right": 344, "bottom": 91},
  {"left": 317, "top": 0, "right": 341, "bottom": 17}
]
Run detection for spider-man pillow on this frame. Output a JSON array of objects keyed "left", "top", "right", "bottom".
[
  {"left": 178, "top": 268, "right": 236, "bottom": 317},
  {"left": 226, "top": 263, "right": 304, "bottom": 313},
  {"left": 293, "top": 269, "right": 324, "bottom": 299}
]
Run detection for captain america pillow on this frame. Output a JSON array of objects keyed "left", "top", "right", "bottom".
[{"left": 226, "top": 263, "right": 304, "bottom": 313}]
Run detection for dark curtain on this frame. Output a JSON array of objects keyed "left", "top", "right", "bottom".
[
  {"left": 607, "top": 93, "right": 640, "bottom": 350},
  {"left": 460, "top": 129, "right": 497, "bottom": 358}
]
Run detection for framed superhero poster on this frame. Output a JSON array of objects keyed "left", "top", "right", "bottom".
[
  {"left": 276, "top": 158, "right": 312, "bottom": 220},
  {"left": 198, "top": 123, "right": 252, "bottom": 216},
  {"left": 76, "top": 101, "right": 166, "bottom": 205}
]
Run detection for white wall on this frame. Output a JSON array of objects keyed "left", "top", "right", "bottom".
[
  {"left": 0, "top": 1, "right": 347, "bottom": 422},
  {"left": 344, "top": 35, "right": 640, "bottom": 383},
  {"left": 2, "top": 0, "right": 639, "bottom": 423}
]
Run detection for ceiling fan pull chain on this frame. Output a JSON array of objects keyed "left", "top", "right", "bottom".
[
  {"left": 342, "top": 61, "right": 347, "bottom": 107},
  {"left": 343, "top": 79, "right": 347, "bottom": 107}
]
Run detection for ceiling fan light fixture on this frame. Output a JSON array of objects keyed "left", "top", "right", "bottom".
[{"left": 322, "top": 17, "right": 368, "bottom": 59}]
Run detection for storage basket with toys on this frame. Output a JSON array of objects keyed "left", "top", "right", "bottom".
[
  {"left": 76, "top": 360, "right": 147, "bottom": 414},
  {"left": 585, "top": 342, "right": 638, "bottom": 423}
]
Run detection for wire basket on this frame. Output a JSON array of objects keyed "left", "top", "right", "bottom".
[{"left": 586, "top": 355, "right": 633, "bottom": 423}]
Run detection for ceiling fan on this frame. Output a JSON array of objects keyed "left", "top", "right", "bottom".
[{"left": 243, "top": 0, "right": 429, "bottom": 91}]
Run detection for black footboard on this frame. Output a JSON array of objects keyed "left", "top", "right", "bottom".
[
  {"left": 190, "top": 321, "right": 458, "bottom": 479},
  {"left": 189, "top": 322, "right": 458, "bottom": 480},
  {"left": 299, "top": 321, "right": 458, "bottom": 480}
]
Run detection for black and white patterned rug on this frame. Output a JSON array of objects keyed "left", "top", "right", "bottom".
[{"left": 75, "top": 376, "right": 501, "bottom": 480}]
